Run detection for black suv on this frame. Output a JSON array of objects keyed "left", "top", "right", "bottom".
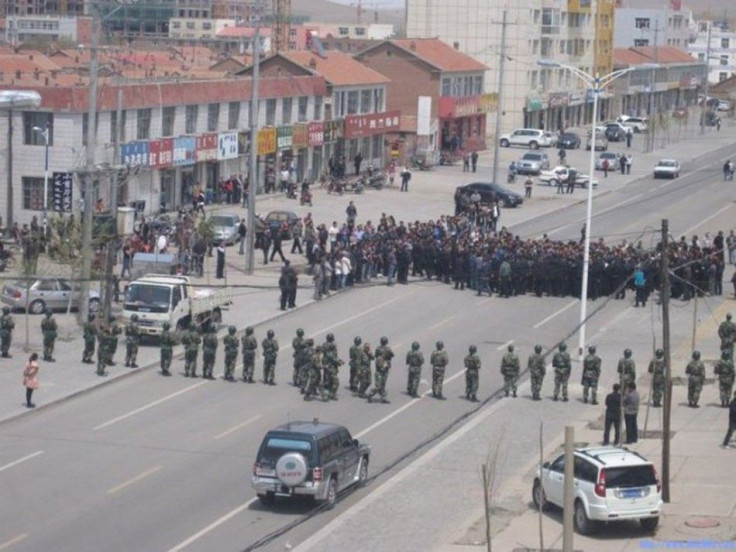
[{"left": 252, "top": 420, "right": 371, "bottom": 508}]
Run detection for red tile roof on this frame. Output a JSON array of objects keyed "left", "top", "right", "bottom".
[
  {"left": 390, "top": 38, "right": 488, "bottom": 73},
  {"left": 613, "top": 46, "right": 700, "bottom": 66},
  {"left": 217, "top": 26, "right": 272, "bottom": 38},
  {"left": 281, "top": 50, "right": 389, "bottom": 86}
]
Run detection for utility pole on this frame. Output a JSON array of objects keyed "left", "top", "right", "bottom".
[
  {"left": 661, "top": 218, "right": 672, "bottom": 503},
  {"left": 491, "top": 10, "right": 508, "bottom": 186},
  {"left": 700, "top": 21, "right": 712, "bottom": 135},
  {"left": 562, "top": 426, "right": 574, "bottom": 552},
  {"left": 245, "top": 0, "right": 261, "bottom": 274},
  {"left": 646, "top": 23, "right": 660, "bottom": 152},
  {"left": 102, "top": 88, "right": 123, "bottom": 323}
]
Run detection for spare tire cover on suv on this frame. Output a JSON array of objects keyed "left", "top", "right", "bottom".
[{"left": 275, "top": 452, "right": 308, "bottom": 487}]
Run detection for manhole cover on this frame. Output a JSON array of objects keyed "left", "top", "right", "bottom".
[{"left": 685, "top": 517, "right": 720, "bottom": 529}]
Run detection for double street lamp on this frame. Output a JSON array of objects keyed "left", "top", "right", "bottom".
[
  {"left": 537, "top": 60, "right": 659, "bottom": 355},
  {"left": 32, "top": 122, "right": 50, "bottom": 239}
]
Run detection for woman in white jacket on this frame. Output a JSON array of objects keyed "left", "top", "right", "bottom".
[{"left": 339, "top": 252, "right": 352, "bottom": 289}]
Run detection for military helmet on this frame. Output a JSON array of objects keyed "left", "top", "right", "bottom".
[
  {"left": 508, "top": 344, "right": 514, "bottom": 352},
  {"left": 722, "top": 349, "right": 731, "bottom": 359},
  {"left": 162, "top": 322, "right": 171, "bottom": 330},
  {"left": 469, "top": 344, "right": 477, "bottom": 354},
  {"left": 267, "top": 329, "right": 275, "bottom": 339},
  {"left": 534, "top": 345, "right": 543, "bottom": 354},
  {"left": 88, "top": 313, "right": 95, "bottom": 322},
  {"left": 380, "top": 336, "right": 388, "bottom": 345},
  {"left": 588, "top": 345, "right": 596, "bottom": 354},
  {"left": 228, "top": 325, "right": 237, "bottom": 335},
  {"left": 45, "top": 309, "right": 53, "bottom": 317},
  {"left": 245, "top": 326, "right": 254, "bottom": 335},
  {"left": 316, "top": 345, "right": 323, "bottom": 353},
  {"left": 2, "top": 306, "right": 9, "bottom": 315},
  {"left": 728, "top": 313, "right": 733, "bottom": 321},
  {"left": 296, "top": 328, "right": 305, "bottom": 337},
  {"left": 306, "top": 338, "right": 314, "bottom": 346},
  {"left": 655, "top": 348, "right": 664, "bottom": 358},
  {"left": 326, "top": 333, "right": 335, "bottom": 342},
  {"left": 411, "top": 341, "right": 420, "bottom": 350},
  {"left": 436, "top": 341, "right": 444, "bottom": 350},
  {"left": 692, "top": 350, "right": 701, "bottom": 360},
  {"left": 130, "top": 314, "right": 139, "bottom": 322},
  {"left": 354, "top": 336, "right": 362, "bottom": 345},
  {"left": 108, "top": 315, "right": 116, "bottom": 324},
  {"left": 624, "top": 348, "right": 632, "bottom": 358},
  {"left": 559, "top": 343, "right": 567, "bottom": 352}
]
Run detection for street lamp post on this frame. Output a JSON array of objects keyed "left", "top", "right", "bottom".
[
  {"left": 32, "top": 123, "right": 50, "bottom": 238},
  {"left": 538, "top": 60, "right": 658, "bottom": 355}
]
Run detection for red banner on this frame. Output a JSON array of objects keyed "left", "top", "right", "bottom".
[
  {"left": 344, "top": 110, "right": 401, "bottom": 139},
  {"left": 308, "top": 122, "right": 324, "bottom": 146},
  {"left": 196, "top": 133, "right": 218, "bottom": 161},
  {"left": 149, "top": 138, "right": 173, "bottom": 169}
]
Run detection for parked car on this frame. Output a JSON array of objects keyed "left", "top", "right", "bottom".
[
  {"left": 1, "top": 278, "right": 100, "bottom": 315},
  {"left": 532, "top": 446, "right": 662, "bottom": 535},
  {"left": 538, "top": 166, "right": 598, "bottom": 189},
  {"left": 208, "top": 213, "right": 241, "bottom": 246},
  {"left": 617, "top": 115, "right": 648, "bottom": 133},
  {"left": 604, "top": 123, "right": 627, "bottom": 142},
  {"left": 455, "top": 182, "right": 524, "bottom": 208},
  {"left": 252, "top": 420, "right": 370, "bottom": 509},
  {"left": 586, "top": 130, "right": 608, "bottom": 151},
  {"left": 264, "top": 210, "right": 299, "bottom": 239},
  {"left": 653, "top": 159, "right": 680, "bottom": 179},
  {"left": 499, "top": 128, "right": 556, "bottom": 149},
  {"left": 516, "top": 151, "right": 551, "bottom": 175},
  {"left": 717, "top": 99, "right": 732, "bottom": 112},
  {"left": 595, "top": 152, "right": 620, "bottom": 171},
  {"left": 556, "top": 132, "right": 581, "bottom": 149}
]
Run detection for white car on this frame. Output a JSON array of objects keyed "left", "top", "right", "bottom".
[
  {"left": 533, "top": 446, "right": 662, "bottom": 535},
  {"left": 595, "top": 151, "right": 620, "bottom": 171},
  {"left": 653, "top": 159, "right": 680, "bottom": 179},
  {"left": 617, "top": 115, "right": 648, "bottom": 133},
  {"left": 499, "top": 128, "right": 555, "bottom": 149},
  {"left": 538, "top": 166, "right": 598, "bottom": 189}
]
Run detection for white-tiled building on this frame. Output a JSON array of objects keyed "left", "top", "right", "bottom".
[{"left": 688, "top": 22, "right": 736, "bottom": 84}]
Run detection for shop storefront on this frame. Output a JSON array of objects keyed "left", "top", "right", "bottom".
[
  {"left": 343, "top": 110, "right": 400, "bottom": 169},
  {"left": 308, "top": 121, "right": 324, "bottom": 181},
  {"left": 438, "top": 95, "right": 494, "bottom": 154},
  {"left": 196, "top": 134, "right": 218, "bottom": 202},
  {"left": 257, "top": 127, "right": 277, "bottom": 193},
  {"left": 292, "top": 123, "right": 309, "bottom": 184}
]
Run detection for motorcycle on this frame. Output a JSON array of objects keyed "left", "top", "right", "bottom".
[
  {"left": 327, "top": 178, "right": 344, "bottom": 195},
  {"left": 507, "top": 170, "right": 517, "bottom": 184},
  {"left": 286, "top": 181, "right": 297, "bottom": 199},
  {"left": 300, "top": 189, "right": 313, "bottom": 206},
  {"left": 367, "top": 171, "right": 386, "bottom": 189}
]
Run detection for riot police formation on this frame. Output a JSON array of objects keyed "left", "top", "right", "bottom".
[
  {"left": 528, "top": 345, "right": 546, "bottom": 401},
  {"left": 292, "top": 328, "right": 307, "bottom": 386},
  {"left": 647, "top": 349, "right": 666, "bottom": 407},
  {"left": 552, "top": 343, "right": 571, "bottom": 402},
  {"left": 159, "top": 321, "right": 176, "bottom": 376},
  {"left": 261, "top": 329, "right": 279, "bottom": 385},
  {"left": 366, "top": 336, "right": 394, "bottom": 403},
  {"left": 686, "top": 350, "right": 706, "bottom": 408},
  {"left": 82, "top": 313, "right": 96, "bottom": 364},
  {"left": 41, "top": 309, "right": 58, "bottom": 362},
  {"left": 201, "top": 324, "right": 218, "bottom": 380},
  {"left": 714, "top": 349, "right": 735, "bottom": 408},
  {"left": 349, "top": 336, "right": 363, "bottom": 392},
  {"left": 617, "top": 348, "right": 636, "bottom": 390}
]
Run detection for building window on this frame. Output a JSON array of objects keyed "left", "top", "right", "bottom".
[
  {"left": 371, "top": 134, "right": 381, "bottom": 159},
  {"left": 559, "top": 39, "right": 565, "bottom": 54},
  {"left": 110, "top": 110, "right": 126, "bottom": 143},
  {"left": 23, "top": 112, "right": 53, "bottom": 145},
  {"left": 441, "top": 77, "right": 451, "bottom": 96},
  {"left": 228, "top": 101, "right": 240, "bottom": 129},
  {"left": 533, "top": 9, "right": 540, "bottom": 24},
  {"left": 282, "top": 97, "right": 292, "bottom": 124},
  {"left": 360, "top": 89, "right": 372, "bottom": 113},
  {"left": 698, "top": 52, "right": 705, "bottom": 61},
  {"left": 722, "top": 38, "right": 730, "bottom": 49},
  {"left": 338, "top": 27, "right": 349, "bottom": 35},
  {"left": 635, "top": 18, "right": 650, "bottom": 30},
  {"left": 207, "top": 103, "right": 219, "bottom": 132},
  {"left": 720, "top": 72, "right": 728, "bottom": 82},
  {"left": 22, "top": 176, "right": 48, "bottom": 210},
  {"left": 137, "top": 108, "right": 152, "bottom": 140},
  {"left": 530, "top": 70, "right": 538, "bottom": 88},
  {"left": 202, "top": 22, "right": 211, "bottom": 30},
  {"left": 374, "top": 88, "right": 384, "bottom": 111},
  {"left": 297, "top": 96, "right": 308, "bottom": 122},
  {"left": 266, "top": 98, "right": 276, "bottom": 125},
  {"left": 634, "top": 39, "right": 649, "bottom": 47},
  {"left": 452, "top": 77, "right": 462, "bottom": 97},
  {"left": 721, "top": 55, "right": 729, "bottom": 66},
  {"left": 355, "top": 27, "right": 365, "bottom": 36},
  {"left": 541, "top": 8, "right": 560, "bottom": 34},
  {"left": 186, "top": 21, "right": 195, "bottom": 30},
  {"left": 162, "top": 106, "right": 175, "bottom": 136},
  {"left": 172, "top": 21, "right": 180, "bottom": 29},
  {"left": 347, "top": 91, "right": 359, "bottom": 114},
  {"left": 313, "top": 96, "right": 322, "bottom": 120},
  {"left": 185, "top": 105, "right": 198, "bottom": 134}
]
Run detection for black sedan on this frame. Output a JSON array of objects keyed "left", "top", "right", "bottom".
[
  {"left": 263, "top": 210, "right": 299, "bottom": 239},
  {"left": 455, "top": 182, "right": 524, "bottom": 208},
  {"left": 556, "top": 132, "right": 581, "bottom": 149},
  {"left": 604, "top": 125, "right": 626, "bottom": 142}
]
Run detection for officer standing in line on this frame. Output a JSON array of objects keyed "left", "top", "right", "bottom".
[
  {"left": 0, "top": 306, "right": 15, "bottom": 358},
  {"left": 405, "top": 341, "right": 425, "bottom": 398},
  {"left": 552, "top": 343, "right": 571, "bottom": 401},
  {"left": 366, "top": 336, "right": 393, "bottom": 403},
  {"left": 357, "top": 342, "right": 374, "bottom": 397},
  {"left": 430, "top": 341, "right": 449, "bottom": 399},
  {"left": 108, "top": 315, "right": 122, "bottom": 365},
  {"left": 686, "top": 350, "right": 706, "bottom": 408},
  {"left": 223, "top": 326, "right": 239, "bottom": 381},
  {"left": 322, "top": 334, "right": 343, "bottom": 400},
  {"left": 300, "top": 338, "right": 315, "bottom": 394},
  {"left": 349, "top": 336, "right": 363, "bottom": 392},
  {"left": 183, "top": 323, "right": 201, "bottom": 378},
  {"left": 464, "top": 344, "right": 481, "bottom": 402},
  {"left": 124, "top": 314, "right": 141, "bottom": 368},
  {"left": 648, "top": 349, "right": 666, "bottom": 407},
  {"left": 96, "top": 316, "right": 120, "bottom": 376},
  {"left": 500, "top": 344, "right": 520, "bottom": 398},
  {"left": 304, "top": 344, "right": 323, "bottom": 401},
  {"left": 292, "top": 328, "right": 306, "bottom": 386},
  {"left": 82, "top": 313, "right": 96, "bottom": 364},
  {"left": 201, "top": 323, "right": 218, "bottom": 380},
  {"left": 714, "top": 349, "right": 735, "bottom": 408},
  {"left": 262, "top": 329, "right": 279, "bottom": 385},
  {"left": 617, "top": 348, "right": 636, "bottom": 390},
  {"left": 718, "top": 313, "right": 736, "bottom": 356},
  {"left": 241, "top": 326, "right": 258, "bottom": 383},
  {"left": 528, "top": 345, "right": 546, "bottom": 401},
  {"left": 159, "top": 321, "right": 176, "bottom": 376},
  {"left": 581, "top": 345, "right": 602, "bottom": 404},
  {"left": 41, "top": 309, "right": 58, "bottom": 362}
]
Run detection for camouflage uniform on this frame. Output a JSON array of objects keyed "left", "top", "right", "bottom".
[
  {"left": 500, "top": 345, "right": 520, "bottom": 397},
  {"left": 159, "top": 322, "right": 176, "bottom": 375},
  {"left": 82, "top": 314, "right": 96, "bottom": 364},
  {"left": 304, "top": 345, "right": 323, "bottom": 400},
  {"left": 718, "top": 314, "right": 736, "bottom": 355},
  {"left": 261, "top": 330, "right": 279, "bottom": 384},
  {"left": 96, "top": 318, "right": 121, "bottom": 376},
  {"left": 0, "top": 307, "right": 15, "bottom": 358},
  {"left": 552, "top": 344, "right": 571, "bottom": 401},
  {"left": 464, "top": 345, "right": 481, "bottom": 401},
  {"left": 41, "top": 310, "right": 58, "bottom": 362},
  {"left": 685, "top": 351, "right": 706, "bottom": 407},
  {"left": 292, "top": 329, "right": 306, "bottom": 387},
  {"left": 202, "top": 327, "right": 218, "bottom": 379},
  {"left": 321, "top": 334, "right": 343, "bottom": 400},
  {"left": 349, "top": 337, "right": 363, "bottom": 392},
  {"left": 182, "top": 326, "right": 201, "bottom": 377},
  {"left": 124, "top": 315, "right": 141, "bottom": 368},
  {"left": 357, "top": 343, "right": 374, "bottom": 397},
  {"left": 299, "top": 339, "right": 315, "bottom": 394},
  {"left": 367, "top": 337, "right": 393, "bottom": 403},
  {"left": 647, "top": 349, "right": 666, "bottom": 407},
  {"left": 430, "top": 342, "right": 449, "bottom": 399},
  {"left": 581, "top": 346, "right": 602, "bottom": 404},
  {"left": 223, "top": 326, "right": 239, "bottom": 380},
  {"left": 528, "top": 345, "right": 546, "bottom": 400},
  {"left": 241, "top": 327, "right": 258, "bottom": 382},
  {"left": 405, "top": 342, "right": 425, "bottom": 398},
  {"left": 714, "top": 350, "right": 735, "bottom": 407},
  {"left": 617, "top": 349, "right": 636, "bottom": 390}
]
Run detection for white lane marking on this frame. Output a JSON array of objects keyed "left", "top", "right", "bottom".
[
  {"left": 545, "top": 192, "right": 646, "bottom": 238},
  {"left": 213, "top": 415, "right": 262, "bottom": 440},
  {"left": 93, "top": 382, "right": 208, "bottom": 430},
  {"left": 497, "top": 340, "right": 514, "bottom": 351},
  {"left": 430, "top": 315, "right": 456, "bottom": 331},
  {"left": 681, "top": 203, "right": 733, "bottom": 236},
  {"left": 532, "top": 299, "right": 578, "bottom": 329},
  {"left": 106, "top": 466, "right": 162, "bottom": 495},
  {"left": 0, "top": 451, "right": 43, "bottom": 474},
  {"left": 0, "top": 534, "right": 28, "bottom": 551},
  {"left": 167, "top": 499, "right": 256, "bottom": 552}
]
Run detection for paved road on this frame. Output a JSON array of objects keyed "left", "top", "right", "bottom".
[{"left": 1, "top": 135, "right": 734, "bottom": 552}]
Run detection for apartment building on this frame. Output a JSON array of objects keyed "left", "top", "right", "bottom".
[
  {"left": 613, "top": 5, "right": 693, "bottom": 50},
  {"left": 688, "top": 22, "right": 736, "bottom": 84}
]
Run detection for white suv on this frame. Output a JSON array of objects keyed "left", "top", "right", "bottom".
[
  {"left": 532, "top": 446, "right": 662, "bottom": 535},
  {"left": 499, "top": 129, "right": 555, "bottom": 149}
]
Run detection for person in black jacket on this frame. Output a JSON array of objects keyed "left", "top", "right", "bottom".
[
  {"left": 722, "top": 391, "right": 736, "bottom": 447},
  {"left": 603, "top": 383, "right": 622, "bottom": 445}
]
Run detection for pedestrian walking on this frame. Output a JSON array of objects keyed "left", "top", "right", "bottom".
[
  {"left": 625, "top": 154, "right": 632, "bottom": 175},
  {"left": 602, "top": 158, "right": 610, "bottom": 178},
  {"left": 619, "top": 154, "right": 626, "bottom": 175},
  {"left": 623, "top": 382, "right": 640, "bottom": 444},
  {"left": 626, "top": 128, "right": 633, "bottom": 148},
  {"left": 269, "top": 229, "right": 286, "bottom": 263},
  {"left": 524, "top": 176, "right": 533, "bottom": 199},
  {"left": 290, "top": 218, "right": 303, "bottom": 254},
  {"left": 23, "top": 352, "right": 40, "bottom": 408},
  {"left": 215, "top": 241, "right": 225, "bottom": 279},
  {"left": 238, "top": 219, "right": 247, "bottom": 255},
  {"left": 400, "top": 167, "right": 412, "bottom": 192},
  {"left": 462, "top": 152, "right": 470, "bottom": 172},
  {"left": 603, "top": 383, "right": 622, "bottom": 445},
  {"left": 722, "top": 391, "right": 736, "bottom": 447},
  {"left": 471, "top": 151, "right": 479, "bottom": 173}
]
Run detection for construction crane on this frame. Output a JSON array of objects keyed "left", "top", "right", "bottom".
[{"left": 272, "top": 0, "right": 291, "bottom": 53}]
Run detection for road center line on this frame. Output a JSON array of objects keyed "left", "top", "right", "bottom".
[
  {"left": 214, "top": 415, "right": 262, "bottom": 440},
  {"left": 93, "top": 382, "right": 208, "bottom": 430},
  {"left": 497, "top": 340, "right": 514, "bottom": 351},
  {"left": 430, "top": 315, "right": 456, "bottom": 331},
  {"left": 681, "top": 203, "right": 733, "bottom": 236},
  {"left": 533, "top": 299, "right": 578, "bottom": 329},
  {"left": 167, "top": 499, "right": 256, "bottom": 552},
  {"left": 106, "top": 466, "right": 162, "bottom": 495},
  {"left": 0, "top": 534, "right": 28, "bottom": 551},
  {"left": 0, "top": 451, "right": 43, "bottom": 474}
]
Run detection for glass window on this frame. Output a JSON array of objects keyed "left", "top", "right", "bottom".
[
  {"left": 360, "top": 89, "right": 372, "bottom": 113},
  {"left": 542, "top": 8, "right": 560, "bottom": 34},
  {"left": 227, "top": 101, "right": 240, "bottom": 129},
  {"left": 549, "top": 455, "right": 565, "bottom": 473},
  {"left": 452, "top": 78, "right": 462, "bottom": 97},
  {"left": 338, "top": 27, "right": 349, "bottom": 35},
  {"left": 635, "top": 18, "right": 650, "bottom": 29},
  {"left": 604, "top": 466, "right": 657, "bottom": 488},
  {"left": 207, "top": 103, "right": 219, "bottom": 132},
  {"left": 265, "top": 99, "right": 276, "bottom": 125},
  {"left": 720, "top": 72, "right": 728, "bottom": 82},
  {"left": 137, "top": 108, "right": 152, "bottom": 140},
  {"left": 297, "top": 96, "right": 308, "bottom": 122},
  {"left": 314, "top": 96, "right": 322, "bottom": 120},
  {"left": 161, "top": 106, "right": 175, "bottom": 137},
  {"left": 371, "top": 134, "right": 382, "bottom": 159},
  {"left": 282, "top": 97, "right": 292, "bottom": 124},
  {"left": 202, "top": 22, "right": 211, "bottom": 30},
  {"left": 441, "top": 77, "right": 451, "bottom": 96},
  {"left": 185, "top": 105, "right": 198, "bottom": 134},
  {"left": 374, "top": 88, "right": 384, "bottom": 112},
  {"left": 23, "top": 112, "right": 53, "bottom": 145},
  {"left": 347, "top": 91, "right": 359, "bottom": 114},
  {"left": 110, "top": 110, "right": 126, "bottom": 143},
  {"left": 722, "top": 38, "right": 730, "bottom": 49},
  {"left": 22, "top": 176, "right": 48, "bottom": 210},
  {"left": 721, "top": 54, "right": 729, "bottom": 66}
]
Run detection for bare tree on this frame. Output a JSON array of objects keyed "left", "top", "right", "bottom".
[{"left": 481, "top": 432, "right": 506, "bottom": 552}]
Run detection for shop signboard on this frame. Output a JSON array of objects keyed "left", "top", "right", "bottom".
[
  {"left": 173, "top": 136, "right": 196, "bottom": 167},
  {"left": 149, "top": 138, "right": 173, "bottom": 169},
  {"left": 258, "top": 127, "right": 277, "bottom": 155},
  {"left": 120, "top": 141, "right": 149, "bottom": 168},
  {"left": 343, "top": 110, "right": 400, "bottom": 139},
  {"left": 196, "top": 133, "right": 218, "bottom": 162},
  {"left": 292, "top": 123, "right": 309, "bottom": 148},
  {"left": 308, "top": 122, "right": 324, "bottom": 146},
  {"left": 276, "top": 126, "right": 293, "bottom": 149},
  {"left": 218, "top": 132, "right": 239, "bottom": 160}
]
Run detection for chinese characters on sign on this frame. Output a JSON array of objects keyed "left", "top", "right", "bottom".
[
  {"left": 52, "top": 172, "right": 73, "bottom": 212},
  {"left": 258, "top": 128, "right": 277, "bottom": 155},
  {"left": 218, "top": 132, "right": 239, "bottom": 160},
  {"left": 173, "top": 136, "right": 196, "bottom": 167},
  {"left": 276, "top": 126, "right": 293, "bottom": 149},
  {"left": 343, "top": 110, "right": 401, "bottom": 139},
  {"left": 308, "top": 122, "right": 324, "bottom": 146},
  {"left": 149, "top": 138, "right": 173, "bottom": 169},
  {"left": 120, "top": 141, "right": 150, "bottom": 168},
  {"left": 292, "top": 124, "right": 309, "bottom": 149},
  {"left": 196, "top": 134, "right": 218, "bottom": 162}
]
